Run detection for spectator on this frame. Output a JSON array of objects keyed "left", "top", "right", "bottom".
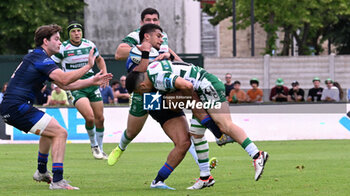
[
  {"left": 0, "top": 82, "right": 8, "bottom": 104},
  {"left": 49, "top": 84, "right": 69, "bottom": 106},
  {"left": 287, "top": 81, "right": 305, "bottom": 102},
  {"left": 228, "top": 80, "right": 247, "bottom": 103},
  {"left": 333, "top": 82, "right": 344, "bottom": 101},
  {"left": 111, "top": 79, "right": 120, "bottom": 91},
  {"left": 100, "top": 85, "right": 114, "bottom": 104},
  {"left": 247, "top": 78, "right": 263, "bottom": 103},
  {"left": 224, "top": 73, "right": 234, "bottom": 101},
  {"left": 111, "top": 79, "right": 120, "bottom": 103},
  {"left": 36, "top": 84, "right": 52, "bottom": 106},
  {"left": 270, "top": 78, "right": 288, "bottom": 102},
  {"left": 321, "top": 78, "right": 339, "bottom": 102},
  {"left": 307, "top": 77, "right": 323, "bottom": 102},
  {"left": 115, "top": 75, "right": 130, "bottom": 104}
]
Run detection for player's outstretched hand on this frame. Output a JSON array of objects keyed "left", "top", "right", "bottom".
[
  {"left": 154, "top": 52, "right": 170, "bottom": 61},
  {"left": 88, "top": 47, "right": 97, "bottom": 68},
  {"left": 92, "top": 70, "right": 113, "bottom": 86}
]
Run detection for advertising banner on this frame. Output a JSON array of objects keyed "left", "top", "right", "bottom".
[{"left": 1, "top": 104, "right": 350, "bottom": 144}]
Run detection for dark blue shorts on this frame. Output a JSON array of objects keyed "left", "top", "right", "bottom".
[
  {"left": 149, "top": 109, "right": 185, "bottom": 127},
  {"left": 0, "top": 101, "right": 45, "bottom": 133}
]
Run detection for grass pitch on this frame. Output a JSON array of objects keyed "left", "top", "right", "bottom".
[{"left": 0, "top": 140, "right": 350, "bottom": 195}]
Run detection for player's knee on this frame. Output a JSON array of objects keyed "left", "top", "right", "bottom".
[
  {"left": 55, "top": 127, "right": 68, "bottom": 139},
  {"left": 85, "top": 115, "right": 95, "bottom": 124},
  {"left": 95, "top": 115, "right": 104, "bottom": 124},
  {"left": 177, "top": 138, "right": 191, "bottom": 152}
]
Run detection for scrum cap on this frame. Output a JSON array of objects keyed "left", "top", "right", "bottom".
[{"left": 67, "top": 22, "right": 83, "bottom": 39}]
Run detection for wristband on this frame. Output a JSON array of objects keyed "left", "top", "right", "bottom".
[
  {"left": 170, "top": 53, "right": 175, "bottom": 61},
  {"left": 141, "top": 51, "right": 150, "bottom": 59}
]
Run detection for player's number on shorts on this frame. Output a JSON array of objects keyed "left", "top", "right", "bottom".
[
  {"left": 204, "top": 86, "right": 219, "bottom": 99},
  {"left": 95, "top": 89, "right": 101, "bottom": 98}
]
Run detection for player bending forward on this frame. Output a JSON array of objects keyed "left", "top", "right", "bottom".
[{"left": 126, "top": 60, "right": 269, "bottom": 181}]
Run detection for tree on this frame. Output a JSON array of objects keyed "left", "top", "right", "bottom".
[
  {"left": 0, "top": 0, "right": 85, "bottom": 54},
  {"left": 200, "top": 0, "right": 350, "bottom": 55},
  {"left": 291, "top": 0, "right": 350, "bottom": 55},
  {"left": 328, "top": 16, "right": 350, "bottom": 54}
]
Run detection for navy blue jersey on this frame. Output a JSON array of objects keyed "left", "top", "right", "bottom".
[
  {"left": 4, "top": 47, "right": 58, "bottom": 104},
  {"left": 116, "top": 87, "right": 129, "bottom": 103}
]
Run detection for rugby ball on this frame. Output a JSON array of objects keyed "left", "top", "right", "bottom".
[{"left": 129, "top": 46, "right": 159, "bottom": 64}]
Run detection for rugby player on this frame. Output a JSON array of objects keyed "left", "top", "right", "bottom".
[
  {"left": 0, "top": 24, "right": 112, "bottom": 190},
  {"left": 52, "top": 22, "right": 109, "bottom": 160},
  {"left": 109, "top": 23, "right": 219, "bottom": 189},
  {"left": 126, "top": 60, "right": 269, "bottom": 182}
]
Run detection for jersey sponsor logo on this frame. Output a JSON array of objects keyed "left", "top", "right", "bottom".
[
  {"left": 34, "top": 129, "right": 41, "bottom": 135},
  {"left": 143, "top": 92, "right": 162, "bottom": 110},
  {"left": 161, "top": 61, "right": 171, "bottom": 70},
  {"left": 159, "top": 46, "right": 169, "bottom": 53},
  {"left": 149, "top": 62, "right": 160, "bottom": 69},
  {"left": 63, "top": 47, "right": 92, "bottom": 58},
  {"left": 66, "top": 62, "right": 87, "bottom": 69},
  {"left": 165, "top": 78, "right": 172, "bottom": 89}
]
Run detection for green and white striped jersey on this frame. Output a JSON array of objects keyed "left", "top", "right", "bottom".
[
  {"left": 147, "top": 60, "right": 205, "bottom": 92},
  {"left": 122, "top": 28, "right": 169, "bottom": 53},
  {"left": 51, "top": 39, "right": 99, "bottom": 79}
]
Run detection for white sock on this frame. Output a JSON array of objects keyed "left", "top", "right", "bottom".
[
  {"left": 245, "top": 143, "right": 259, "bottom": 158},
  {"left": 191, "top": 136, "right": 210, "bottom": 176},
  {"left": 96, "top": 131, "right": 104, "bottom": 152},
  {"left": 188, "top": 141, "right": 199, "bottom": 165},
  {"left": 86, "top": 126, "right": 97, "bottom": 147},
  {"left": 199, "top": 162, "right": 210, "bottom": 177},
  {"left": 118, "top": 130, "right": 132, "bottom": 151}
]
